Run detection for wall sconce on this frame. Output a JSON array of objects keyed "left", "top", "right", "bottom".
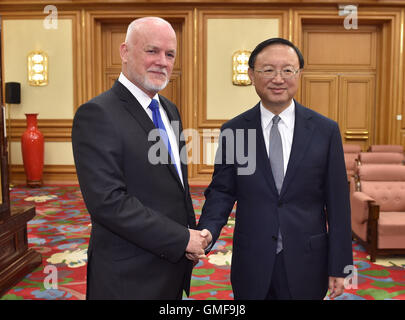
[
  {"left": 232, "top": 50, "right": 251, "bottom": 86},
  {"left": 27, "top": 51, "right": 48, "bottom": 86}
]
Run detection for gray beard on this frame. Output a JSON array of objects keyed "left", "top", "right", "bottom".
[
  {"left": 143, "top": 77, "right": 169, "bottom": 92},
  {"left": 131, "top": 70, "right": 169, "bottom": 94}
]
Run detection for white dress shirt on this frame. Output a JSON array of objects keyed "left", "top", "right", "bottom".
[
  {"left": 118, "top": 73, "right": 184, "bottom": 186},
  {"left": 260, "top": 100, "right": 295, "bottom": 174}
]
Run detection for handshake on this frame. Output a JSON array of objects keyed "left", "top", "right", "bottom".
[{"left": 185, "top": 229, "right": 212, "bottom": 262}]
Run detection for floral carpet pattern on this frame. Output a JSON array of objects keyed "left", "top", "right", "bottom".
[{"left": 1, "top": 185, "right": 405, "bottom": 300}]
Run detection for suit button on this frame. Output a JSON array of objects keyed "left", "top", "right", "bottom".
[
  {"left": 278, "top": 201, "right": 283, "bottom": 207},
  {"left": 160, "top": 253, "right": 166, "bottom": 259},
  {"left": 272, "top": 235, "right": 278, "bottom": 241}
]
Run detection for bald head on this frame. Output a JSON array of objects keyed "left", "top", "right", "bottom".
[
  {"left": 120, "top": 17, "right": 177, "bottom": 98},
  {"left": 125, "top": 17, "right": 176, "bottom": 43}
]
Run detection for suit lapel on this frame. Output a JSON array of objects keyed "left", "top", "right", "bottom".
[
  {"left": 159, "top": 95, "right": 180, "bottom": 142},
  {"left": 280, "top": 102, "right": 315, "bottom": 197},
  {"left": 112, "top": 81, "right": 155, "bottom": 135},
  {"left": 112, "top": 81, "right": 185, "bottom": 191},
  {"left": 244, "top": 104, "right": 279, "bottom": 195}
]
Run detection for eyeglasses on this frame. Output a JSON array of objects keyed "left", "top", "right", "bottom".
[{"left": 254, "top": 67, "right": 301, "bottom": 79}]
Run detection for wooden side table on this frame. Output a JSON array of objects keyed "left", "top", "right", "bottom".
[{"left": 0, "top": 206, "right": 42, "bottom": 297}]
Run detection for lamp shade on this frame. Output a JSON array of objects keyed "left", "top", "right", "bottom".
[{"left": 5, "top": 82, "right": 21, "bottom": 104}]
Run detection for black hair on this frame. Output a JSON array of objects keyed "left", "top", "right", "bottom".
[{"left": 248, "top": 37, "right": 304, "bottom": 69}]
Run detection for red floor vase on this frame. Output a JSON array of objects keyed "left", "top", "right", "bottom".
[{"left": 21, "top": 113, "right": 44, "bottom": 187}]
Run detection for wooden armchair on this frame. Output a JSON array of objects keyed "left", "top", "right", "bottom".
[
  {"left": 351, "top": 165, "right": 405, "bottom": 262},
  {"left": 351, "top": 152, "right": 405, "bottom": 193}
]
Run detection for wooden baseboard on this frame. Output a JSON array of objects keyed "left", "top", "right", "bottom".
[
  {"left": 188, "top": 178, "right": 210, "bottom": 187},
  {"left": 10, "top": 165, "right": 78, "bottom": 185},
  {"left": 10, "top": 164, "right": 210, "bottom": 186}
]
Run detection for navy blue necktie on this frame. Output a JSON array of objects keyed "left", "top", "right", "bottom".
[
  {"left": 149, "top": 99, "right": 174, "bottom": 159},
  {"left": 149, "top": 99, "right": 181, "bottom": 178}
]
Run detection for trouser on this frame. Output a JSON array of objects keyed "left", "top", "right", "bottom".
[{"left": 266, "top": 251, "right": 292, "bottom": 300}]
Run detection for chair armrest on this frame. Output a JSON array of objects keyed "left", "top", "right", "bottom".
[{"left": 351, "top": 191, "right": 376, "bottom": 224}]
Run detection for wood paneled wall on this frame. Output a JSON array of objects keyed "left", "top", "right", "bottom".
[
  {"left": 1, "top": 1, "right": 404, "bottom": 184},
  {"left": 300, "top": 24, "right": 378, "bottom": 150}
]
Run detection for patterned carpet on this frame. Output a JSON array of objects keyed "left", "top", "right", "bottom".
[{"left": 1, "top": 185, "right": 405, "bottom": 300}]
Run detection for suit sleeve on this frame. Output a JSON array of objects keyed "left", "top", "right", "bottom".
[
  {"left": 72, "top": 102, "right": 189, "bottom": 263},
  {"left": 326, "top": 123, "right": 354, "bottom": 277},
  {"left": 197, "top": 125, "right": 237, "bottom": 248}
]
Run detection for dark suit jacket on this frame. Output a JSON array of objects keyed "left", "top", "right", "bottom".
[
  {"left": 72, "top": 81, "right": 196, "bottom": 299},
  {"left": 198, "top": 101, "right": 353, "bottom": 299}
]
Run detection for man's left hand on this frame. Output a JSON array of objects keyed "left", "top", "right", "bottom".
[{"left": 328, "top": 276, "right": 345, "bottom": 299}]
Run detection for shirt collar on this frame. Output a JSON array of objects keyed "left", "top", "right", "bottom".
[
  {"left": 118, "top": 72, "right": 159, "bottom": 111},
  {"left": 260, "top": 100, "right": 295, "bottom": 129}
]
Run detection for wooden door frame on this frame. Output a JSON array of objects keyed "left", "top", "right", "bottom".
[
  {"left": 83, "top": 9, "right": 194, "bottom": 136},
  {"left": 293, "top": 8, "right": 403, "bottom": 146}
]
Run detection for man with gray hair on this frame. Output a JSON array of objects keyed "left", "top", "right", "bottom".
[{"left": 72, "top": 17, "right": 211, "bottom": 299}]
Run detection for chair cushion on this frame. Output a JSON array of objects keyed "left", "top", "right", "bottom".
[
  {"left": 359, "top": 165, "right": 405, "bottom": 211},
  {"left": 361, "top": 182, "right": 405, "bottom": 211},
  {"left": 344, "top": 153, "right": 357, "bottom": 176},
  {"left": 359, "top": 164, "right": 405, "bottom": 181},
  {"left": 343, "top": 144, "right": 361, "bottom": 153},
  {"left": 369, "top": 145, "right": 404, "bottom": 153},
  {"left": 358, "top": 152, "right": 404, "bottom": 165},
  {"left": 351, "top": 191, "right": 374, "bottom": 242},
  {"left": 378, "top": 212, "right": 405, "bottom": 248}
]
